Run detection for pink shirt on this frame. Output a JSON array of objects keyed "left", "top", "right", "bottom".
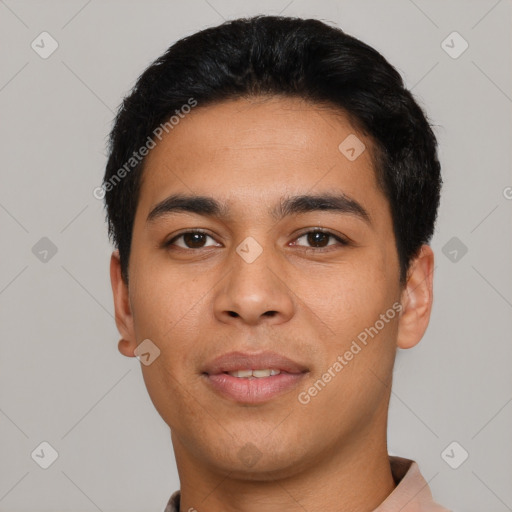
[{"left": 163, "top": 456, "right": 450, "bottom": 511}]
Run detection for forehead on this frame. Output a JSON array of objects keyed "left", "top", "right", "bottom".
[{"left": 136, "top": 96, "right": 387, "bottom": 223}]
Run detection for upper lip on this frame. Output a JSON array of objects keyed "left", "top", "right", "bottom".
[{"left": 203, "top": 351, "right": 309, "bottom": 375}]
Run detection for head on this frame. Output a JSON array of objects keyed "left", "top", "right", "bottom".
[{"left": 104, "top": 16, "right": 441, "bottom": 479}]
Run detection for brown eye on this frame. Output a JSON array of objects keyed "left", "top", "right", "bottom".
[
  {"left": 305, "top": 231, "right": 330, "bottom": 247},
  {"left": 293, "top": 229, "right": 348, "bottom": 249},
  {"left": 166, "top": 231, "right": 219, "bottom": 249}
]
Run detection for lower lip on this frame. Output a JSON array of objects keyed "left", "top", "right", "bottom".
[{"left": 205, "top": 372, "right": 307, "bottom": 404}]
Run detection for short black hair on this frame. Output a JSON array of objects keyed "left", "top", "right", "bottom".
[{"left": 102, "top": 15, "right": 442, "bottom": 287}]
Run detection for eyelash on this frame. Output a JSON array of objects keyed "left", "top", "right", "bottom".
[{"left": 163, "top": 228, "right": 350, "bottom": 252}]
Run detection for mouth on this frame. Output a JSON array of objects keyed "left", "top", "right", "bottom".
[
  {"left": 223, "top": 368, "right": 284, "bottom": 378},
  {"left": 202, "top": 351, "right": 309, "bottom": 404}
]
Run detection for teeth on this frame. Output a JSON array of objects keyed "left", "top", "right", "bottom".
[
  {"left": 252, "top": 369, "right": 274, "bottom": 378},
  {"left": 227, "top": 369, "right": 282, "bottom": 378},
  {"left": 229, "top": 369, "right": 253, "bottom": 378}
]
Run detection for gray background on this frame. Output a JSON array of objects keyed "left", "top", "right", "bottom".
[{"left": 1, "top": 0, "right": 511, "bottom": 510}]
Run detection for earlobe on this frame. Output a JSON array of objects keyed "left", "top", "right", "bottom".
[
  {"left": 118, "top": 338, "right": 135, "bottom": 357},
  {"left": 396, "top": 245, "right": 435, "bottom": 350},
  {"left": 110, "top": 250, "right": 137, "bottom": 358}
]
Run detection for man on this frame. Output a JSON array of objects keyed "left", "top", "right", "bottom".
[{"left": 102, "top": 15, "right": 449, "bottom": 511}]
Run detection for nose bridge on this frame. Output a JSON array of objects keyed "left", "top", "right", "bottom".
[{"left": 213, "top": 233, "right": 294, "bottom": 325}]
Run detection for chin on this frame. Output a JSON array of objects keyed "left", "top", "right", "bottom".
[{"left": 200, "top": 441, "right": 312, "bottom": 481}]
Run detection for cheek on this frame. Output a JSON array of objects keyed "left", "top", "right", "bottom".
[
  {"left": 128, "top": 262, "right": 211, "bottom": 367},
  {"left": 292, "top": 248, "right": 399, "bottom": 400},
  {"left": 132, "top": 260, "right": 196, "bottom": 319},
  {"left": 292, "top": 253, "right": 395, "bottom": 339},
  {"left": 131, "top": 267, "right": 211, "bottom": 427}
]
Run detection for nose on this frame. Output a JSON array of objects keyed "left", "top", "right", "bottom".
[{"left": 212, "top": 243, "right": 295, "bottom": 326}]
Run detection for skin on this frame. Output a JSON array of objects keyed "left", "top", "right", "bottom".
[{"left": 110, "top": 96, "right": 434, "bottom": 512}]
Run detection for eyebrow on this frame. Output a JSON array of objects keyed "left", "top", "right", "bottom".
[{"left": 146, "top": 192, "right": 372, "bottom": 226}]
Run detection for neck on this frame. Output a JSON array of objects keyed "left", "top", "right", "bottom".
[{"left": 171, "top": 424, "right": 396, "bottom": 512}]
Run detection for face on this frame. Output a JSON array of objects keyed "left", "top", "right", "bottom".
[{"left": 111, "top": 96, "right": 433, "bottom": 480}]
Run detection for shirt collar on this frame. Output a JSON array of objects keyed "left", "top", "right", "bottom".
[{"left": 163, "top": 456, "right": 450, "bottom": 512}]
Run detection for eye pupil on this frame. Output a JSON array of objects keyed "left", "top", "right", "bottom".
[
  {"left": 183, "top": 232, "right": 206, "bottom": 248},
  {"left": 308, "top": 231, "right": 329, "bottom": 247}
]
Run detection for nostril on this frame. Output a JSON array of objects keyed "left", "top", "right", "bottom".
[{"left": 226, "top": 310, "right": 277, "bottom": 318}]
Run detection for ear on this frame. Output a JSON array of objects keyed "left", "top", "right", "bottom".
[
  {"left": 110, "top": 250, "right": 137, "bottom": 358},
  {"left": 396, "top": 244, "right": 435, "bottom": 350}
]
